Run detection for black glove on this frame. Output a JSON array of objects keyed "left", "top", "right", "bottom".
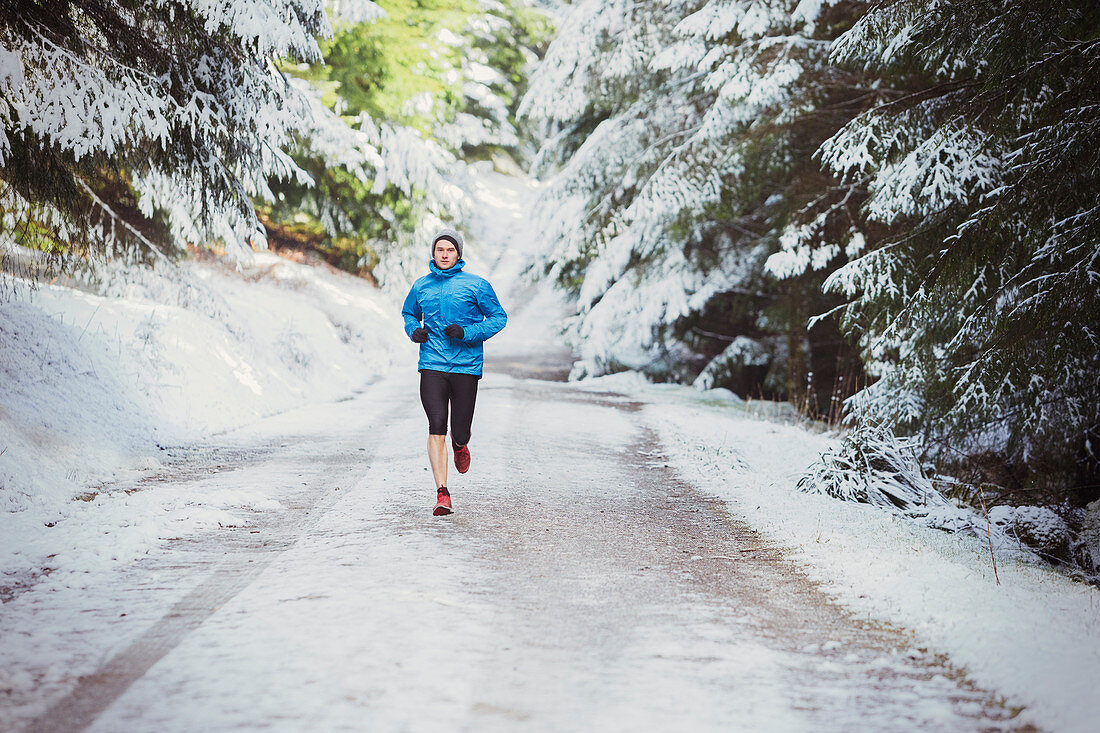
[
  {"left": 443, "top": 324, "right": 464, "bottom": 340},
  {"left": 410, "top": 327, "right": 429, "bottom": 343}
]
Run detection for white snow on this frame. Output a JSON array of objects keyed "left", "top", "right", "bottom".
[
  {"left": 2, "top": 166, "right": 1098, "bottom": 732},
  {"left": 576, "top": 376, "right": 1100, "bottom": 733},
  {"left": 0, "top": 251, "right": 412, "bottom": 582}
]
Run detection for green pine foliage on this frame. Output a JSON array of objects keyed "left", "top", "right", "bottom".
[
  {"left": 0, "top": 0, "right": 331, "bottom": 265},
  {"left": 814, "top": 0, "right": 1100, "bottom": 502},
  {"left": 264, "top": 0, "right": 551, "bottom": 279},
  {"left": 318, "top": 1, "right": 478, "bottom": 125}
]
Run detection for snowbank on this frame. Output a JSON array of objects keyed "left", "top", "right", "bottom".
[
  {"left": 584, "top": 377, "right": 1100, "bottom": 733},
  {"left": 0, "top": 252, "right": 412, "bottom": 579}
]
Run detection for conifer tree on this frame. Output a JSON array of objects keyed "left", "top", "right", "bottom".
[
  {"left": 522, "top": 0, "right": 873, "bottom": 410},
  {"left": 796, "top": 0, "right": 1100, "bottom": 498},
  {"left": 260, "top": 0, "right": 548, "bottom": 289},
  {"left": 0, "top": 0, "right": 338, "bottom": 263}
]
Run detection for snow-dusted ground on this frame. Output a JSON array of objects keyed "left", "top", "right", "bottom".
[
  {"left": 1, "top": 167, "right": 1098, "bottom": 731},
  {"left": 576, "top": 375, "right": 1100, "bottom": 732},
  {"left": 0, "top": 370, "right": 1022, "bottom": 733},
  {"left": 1, "top": 250, "right": 413, "bottom": 590}
]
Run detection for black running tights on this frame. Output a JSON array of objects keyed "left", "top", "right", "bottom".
[{"left": 419, "top": 369, "right": 479, "bottom": 448}]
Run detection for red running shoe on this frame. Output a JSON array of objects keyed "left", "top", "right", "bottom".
[
  {"left": 453, "top": 445, "right": 471, "bottom": 474},
  {"left": 433, "top": 487, "right": 453, "bottom": 516}
]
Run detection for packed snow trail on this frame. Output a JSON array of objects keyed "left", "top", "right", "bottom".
[
  {"left": 16, "top": 365, "right": 1026, "bottom": 732},
  {"left": 3, "top": 169, "right": 1036, "bottom": 730}
]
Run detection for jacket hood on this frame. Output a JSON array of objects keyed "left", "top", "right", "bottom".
[{"left": 429, "top": 258, "right": 466, "bottom": 278}]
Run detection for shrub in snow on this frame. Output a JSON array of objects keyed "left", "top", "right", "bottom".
[
  {"left": 798, "top": 424, "right": 1018, "bottom": 546},
  {"left": 1081, "top": 500, "right": 1100, "bottom": 573},
  {"left": 988, "top": 505, "right": 1072, "bottom": 564},
  {"left": 798, "top": 423, "right": 947, "bottom": 512}
]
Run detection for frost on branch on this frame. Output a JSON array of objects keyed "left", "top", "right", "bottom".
[
  {"left": 0, "top": 0, "right": 331, "bottom": 260},
  {"left": 522, "top": 0, "right": 865, "bottom": 397},
  {"left": 327, "top": 0, "right": 386, "bottom": 25},
  {"left": 519, "top": 0, "right": 649, "bottom": 150},
  {"left": 692, "top": 336, "right": 771, "bottom": 390}
]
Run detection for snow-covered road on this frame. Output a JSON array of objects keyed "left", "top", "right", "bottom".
[
  {"left": 8, "top": 167, "right": 1084, "bottom": 731},
  {"left": 13, "top": 364, "right": 1024, "bottom": 732}
]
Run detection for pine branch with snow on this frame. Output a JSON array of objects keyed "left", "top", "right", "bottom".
[
  {"left": 522, "top": 0, "right": 871, "bottom": 405},
  {"left": 0, "top": 0, "right": 333, "bottom": 261},
  {"left": 808, "top": 0, "right": 1100, "bottom": 494},
  {"left": 264, "top": 1, "right": 548, "bottom": 290}
]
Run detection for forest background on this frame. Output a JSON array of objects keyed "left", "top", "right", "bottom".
[{"left": 1, "top": 0, "right": 1098, "bottom": 572}]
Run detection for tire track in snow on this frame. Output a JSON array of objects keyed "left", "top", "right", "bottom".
[
  {"left": 23, "top": 398, "right": 408, "bottom": 733},
  {"left": 439, "top": 380, "right": 1031, "bottom": 730}
]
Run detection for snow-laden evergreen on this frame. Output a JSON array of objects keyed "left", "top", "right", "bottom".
[
  {"left": 261, "top": 0, "right": 548, "bottom": 291},
  {"left": 0, "top": 0, "right": 335, "bottom": 259},
  {"left": 275, "top": 76, "right": 470, "bottom": 292},
  {"left": 781, "top": 0, "right": 1100, "bottom": 494},
  {"left": 522, "top": 0, "right": 1098, "bottom": 514},
  {"left": 0, "top": 0, "right": 538, "bottom": 284},
  {"left": 521, "top": 0, "right": 861, "bottom": 395}
]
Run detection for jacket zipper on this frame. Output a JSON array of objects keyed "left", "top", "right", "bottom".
[{"left": 439, "top": 278, "right": 446, "bottom": 365}]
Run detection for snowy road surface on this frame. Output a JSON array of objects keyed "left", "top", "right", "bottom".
[
  {"left": 1, "top": 169, "right": 1049, "bottom": 730},
  {"left": 12, "top": 367, "right": 1027, "bottom": 732}
]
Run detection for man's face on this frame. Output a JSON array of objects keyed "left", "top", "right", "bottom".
[{"left": 433, "top": 239, "right": 458, "bottom": 269}]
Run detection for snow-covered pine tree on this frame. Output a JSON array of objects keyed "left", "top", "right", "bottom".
[
  {"left": 521, "top": 0, "right": 873, "bottom": 410},
  {"left": 792, "top": 0, "right": 1100, "bottom": 499},
  {"left": 0, "top": 0, "right": 342, "bottom": 264}
]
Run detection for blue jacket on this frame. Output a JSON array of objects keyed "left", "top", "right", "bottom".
[{"left": 401, "top": 259, "right": 507, "bottom": 377}]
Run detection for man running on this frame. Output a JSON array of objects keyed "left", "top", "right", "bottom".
[{"left": 401, "top": 228, "right": 507, "bottom": 516}]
